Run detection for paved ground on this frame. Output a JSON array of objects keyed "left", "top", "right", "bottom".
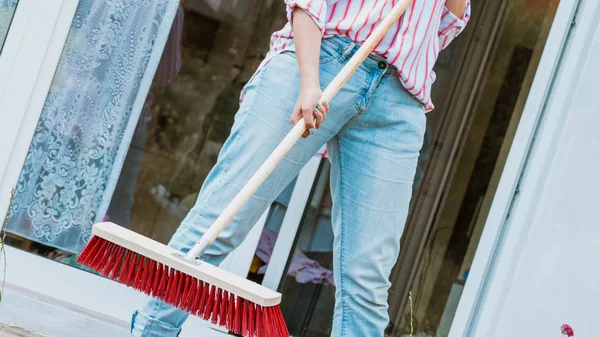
[
  {"left": 0, "top": 284, "right": 130, "bottom": 337},
  {"left": 1, "top": 324, "right": 46, "bottom": 337}
]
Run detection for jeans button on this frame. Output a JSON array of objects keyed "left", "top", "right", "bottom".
[{"left": 378, "top": 61, "right": 387, "bottom": 69}]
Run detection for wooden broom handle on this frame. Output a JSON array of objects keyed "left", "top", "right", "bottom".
[{"left": 186, "top": 0, "right": 414, "bottom": 260}]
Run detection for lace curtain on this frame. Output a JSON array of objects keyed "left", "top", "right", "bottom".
[
  {"left": 7, "top": 0, "right": 180, "bottom": 253},
  {"left": 0, "top": 0, "right": 18, "bottom": 50}
]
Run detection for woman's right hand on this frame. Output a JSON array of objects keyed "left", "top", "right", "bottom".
[{"left": 290, "top": 82, "right": 330, "bottom": 138}]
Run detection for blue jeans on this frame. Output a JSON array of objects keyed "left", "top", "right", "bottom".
[{"left": 131, "top": 37, "right": 426, "bottom": 337}]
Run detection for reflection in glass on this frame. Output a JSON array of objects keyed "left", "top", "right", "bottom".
[
  {"left": 106, "top": 0, "right": 289, "bottom": 247},
  {"left": 0, "top": 0, "right": 18, "bottom": 52},
  {"left": 277, "top": 161, "right": 335, "bottom": 337},
  {"left": 256, "top": 1, "right": 562, "bottom": 336},
  {"left": 391, "top": 0, "right": 561, "bottom": 336}
]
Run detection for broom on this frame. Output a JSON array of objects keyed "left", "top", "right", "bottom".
[{"left": 77, "top": 1, "right": 413, "bottom": 336}]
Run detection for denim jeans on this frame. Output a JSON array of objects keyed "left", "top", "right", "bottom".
[{"left": 131, "top": 37, "right": 426, "bottom": 337}]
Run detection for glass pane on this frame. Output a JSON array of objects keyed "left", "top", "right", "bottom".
[
  {"left": 5, "top": 1, "right": 184, "bottom": 266},
  {"left": 3, "top": 0, "right": 292, "bottom": 273},
  {"left": 246, "top": 176, "right": 298, "bottom": 284},
  {"left": 106, "top": 0, "right": 289, "bottom": 247},
  {"left": 390, "top": 0, "right": 562, "bottom": 336},
  {"left": 0, "top": 0, "right": 18, "bottom": 52},
  {"left": 277, "top": 160, "right": 334, "bottom": 337}
]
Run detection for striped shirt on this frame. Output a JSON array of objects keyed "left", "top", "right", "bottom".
[{"left": 260, "top": 0, "right": 471, "bottom": 112}]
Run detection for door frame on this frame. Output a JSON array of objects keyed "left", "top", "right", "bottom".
[
  {"left": 448, "top": 0, "right": 581, "bottom": 335},
  {"left": 388, "top": 0, "right": 511, "bottom": 321},
  {"left": 0, "top": 0, "right": 80, "bottom": 223}
]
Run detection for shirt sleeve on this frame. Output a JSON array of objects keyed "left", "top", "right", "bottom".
[
  {"left": 438, "top": 0, "right": 471, "bottom": 50},
  {"left": 286, "top": 0, "right": 328, "bottom": 35}
]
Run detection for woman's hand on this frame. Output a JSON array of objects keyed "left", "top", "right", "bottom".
[{"left": 290, "top": 83, "right": 329, "bottom": 138}]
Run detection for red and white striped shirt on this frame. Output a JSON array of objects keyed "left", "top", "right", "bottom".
[{"left": 264, "top": 0, "right": 471, "bottom": 112}]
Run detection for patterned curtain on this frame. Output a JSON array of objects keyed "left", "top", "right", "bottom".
[
  {"left": 7, "top": 0, "right": 180, "bottom": 253},
  {"left": 0, "top": 0, "right": 18, "bottom": 50}
]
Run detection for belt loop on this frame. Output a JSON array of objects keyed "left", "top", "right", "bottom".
[{"left": 340, "top": 40, "right": 357, "bottom": 62}]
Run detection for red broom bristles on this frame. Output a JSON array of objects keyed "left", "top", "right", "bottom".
[
  {"left": 76, "top": 237, "right": 289, "bottom": 337},
  {"left": 249, "top": 302, "right": 255, "bottom": 337},
  {"left": 143, "top": 260, "right": 157, "bottom": 293},
  {"left": 118, "top": 250, "right": 131, "bottom": 283},
  {"left": 152, "top": 262, "right": 163, "bottom": 295},
  {"left": 139, "top": 258, "right": 151, "bottom": 291},
  {"left": 263, "top": 306, "right": 272, "bottom": 337},
  {"left": 171, "top": 270, "right": 184, "bottom": 306},
  {"left": 180, "top": 275, "right": 191, "bottom": 311},
  {"left": 181, "top": 276, "right": 192, "bottom": 311},
  {"left": 89, "top": 239, "right": 108, "bottom": 268},
  {"left": 78, "top": 236, "right": 100, "bottom": 265},
  {"left": 211, "top": 288, "right": 221, "bottom": 324},
  {"left": 176, "top": 271, "right": 186, "bottom": 305},
  {"left": 234, "top": 295, "right": 242, "bottom": 335},
  {"left": 157, "top": 265, "right": 168, "bottom": 297},
  {"left": 191, "top": 281, "right": 204, "bottom": 315},
  {"left": 188, "top": 278, "right": 199, "bottom": 312},
  {"left": 256, "top": 306, "right": 263, "bottom": 337},
  {"left": 242, "top": 298, "right": 249, "bottom": 336},
  {"left": 125, "top": 253, "right": 137, "bottom": 287},
  {"left": 101, "top": 245, "right": 120, "bottom": 277},
  {"left": 113, "top": 247, "right": 127, "bottom": 281},
  {"left": 227, "top": 292, "right": 235, "bottom": 332},
  {"left": 275, "top": 306, "right": 290, "bottom": 337},
  {"left": 219, "top": 290, "right": 228, "bottom": 327},
  {"left": 198, "top": 282, "right": 209, "bottom": 316},
  {"left": 203, "top": 284, "right": 216, "bottom": 320},
  {"left": 132, "top": 256, "right": 145, "bottom": 290}
]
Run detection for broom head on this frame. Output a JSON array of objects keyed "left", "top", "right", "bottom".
[{"left": 77, "top": 222, "right": 289, "bottom": 337}]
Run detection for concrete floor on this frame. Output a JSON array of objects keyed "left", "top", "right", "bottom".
[
  {"left": 1, "top": 324, "right": 45, "bottom": 337},
  {"left": 0, "top": 284, "right": 130, "bottom": 337}
]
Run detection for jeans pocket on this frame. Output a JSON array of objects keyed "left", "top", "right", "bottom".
[{"left": 282, "top": 45, "right": 339, "bottom": 65}]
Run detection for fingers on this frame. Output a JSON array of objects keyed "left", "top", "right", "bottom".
[
  {"left": 290, "top": 102, "right": 302, "bottom": 124},
  {"left": 321, "top": 99, "right": 330, "bottom": 113},
  {"left": 291, "top": 99, "right": 330, "bottom": 138},
  {"left": 302, "top": 107, "right": 316, "bottom": 131},
  {"left": 313, "top": 108, "right": 324, "bottom": 129},
  {"left": 291, "top": 104, "right": 313, "bottom": 138},
  {"left": 316, "top": 101, "right": 327, "bottom": 117},
  {"left": 315, "top": 101, "right": 327, "bottom": 129}
]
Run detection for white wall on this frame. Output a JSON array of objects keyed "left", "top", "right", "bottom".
[{"left": 461, "top": 0, "right": 600, "bottom": 336}]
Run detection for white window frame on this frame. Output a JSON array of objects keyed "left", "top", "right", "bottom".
[{"left": 0, "top": 0, "right": 80, "bottom": 221}]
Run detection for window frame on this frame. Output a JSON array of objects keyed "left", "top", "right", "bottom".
[{"left": 448, "top": 0, "right": 581, "bottom": 336}]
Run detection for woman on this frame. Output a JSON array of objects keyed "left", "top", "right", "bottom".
[{"left": 131, "top": 0, "right": 470, "bottom": 336}]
